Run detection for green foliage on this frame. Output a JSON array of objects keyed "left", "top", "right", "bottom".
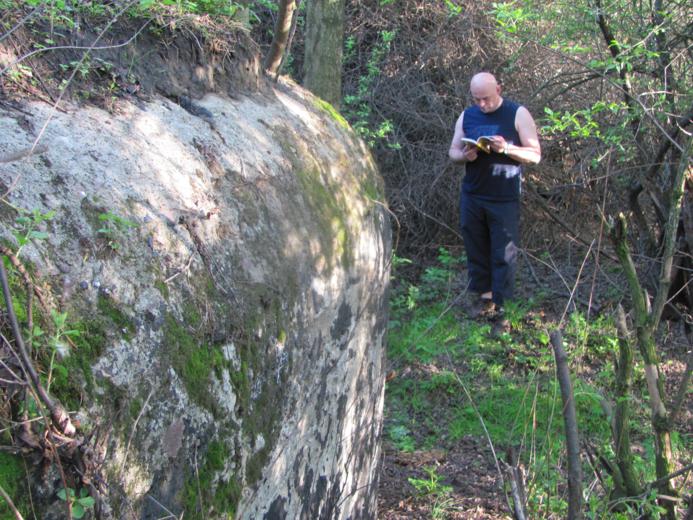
[
  {"left": 137, "top": 0, "right": 243, "bottom": 17},
  {"left": 387, "top": 424, "right": 416, "bottom": 452},
  {"left": 409, "top": 466, "right": 452, "bottom": 496},
  {"left": 490, "top": 1, "right": 535, "bottom": 36},
  {"left": 542, "top": 102, "right": 630, "bottom": 154},
  {"left": 96, "top": 211, "right": 138, "bottom": 250},
  {"left": 385, "top": 250, "right": 641, "bottom": 517},
  {"left": 443, "top": 0, "right": 462, "bottom": 17},
  {"left": 12, "top": 208, "right": 54, "bottom": 256},
  {"left": 343, "top": 30, "right": 400, "bottom": 149},
  {"left": 181, "top": 439, "right": 242, "bottom": 518},
  {"left": 0, "top": 453, "right": 29, "bottom": 518},
  {"left": 408, "top": 466, "right": 455, "bottom": 519},
  {"left": 57, "top": 487, "right": 95, "bottom": 519}
]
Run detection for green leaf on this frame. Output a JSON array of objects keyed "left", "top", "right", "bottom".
[
  {"left": 29, "top": 230, "right": 49, "bottom": 240},
  {"left": 72, "top": 503, "right": 86, "bottom": 519},
  {"left": 78, "top": 496, "right": 95, "bottom": 508},
  {"left": 57, "top": 487, "right": 75, "bottom": 500}
]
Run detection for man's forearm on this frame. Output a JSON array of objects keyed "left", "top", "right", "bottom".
[
  {"left": 505, "top": 143, "right": 540, "bottom": 165},
  {"left": 449, "top": 148, "right": 469, "bottom": 163}
]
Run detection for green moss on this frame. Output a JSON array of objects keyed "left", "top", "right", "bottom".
[
  {"left": 129, "top": 397, "right": 143, "bottom": 421},
  {"left": 153, "top": 279, "right": 169, "bottom": 300},
  {"left": 294, "top": 168, "right": 352, "bottom": 270},
  {"left": 362, "top": 177, "right": 384, "bottom": 202},
  {"left": 181, "top": 299, "right": 202, "bottom": 327},
  {"left": 97, "top": 294, "right": 135, "bottom": 340},
  {"left": 0, "top": 453, "right": 29, "bottom": 518},
  {"left": 163, "top": 312, "right": 227, "bottom": 414},
  {"left": 48, "top": 308, "right": 110, "bottom": 408},
  {"left": 314, "top": 98, "right": 350, "bottom": 130},
  {"left": 1, "top": 255, "right": 32, "bottom": 325},
  {"left": 181, "top": 440, "right": 242, "bottom": 518}
]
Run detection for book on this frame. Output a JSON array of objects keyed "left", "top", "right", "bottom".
[{"left": 460, "top": 135, "right": 495, "bottom": 153}]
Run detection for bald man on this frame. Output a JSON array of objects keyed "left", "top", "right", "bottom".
[{"left": 449, "top": 72, "right": 541, "bottom": 330}]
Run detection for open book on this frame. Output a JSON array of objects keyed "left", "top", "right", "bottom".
[{"left": 461, "top": 135, "right": 495, "bottom": 153}]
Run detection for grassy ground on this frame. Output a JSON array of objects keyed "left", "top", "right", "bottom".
[{"left": 377, "top": 249, "right": 691, "bottom": 519}]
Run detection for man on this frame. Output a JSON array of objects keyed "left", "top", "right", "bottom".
[{"left": 448, "top": 72, "right": 541, "bottom": 330}]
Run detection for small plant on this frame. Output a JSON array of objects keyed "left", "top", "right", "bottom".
[
  {"left": 408, "top": 466, "right": 452, "bottom": 497},
  {"left": 409, "top": 465, "right": 456, "bottom": 517},
  {"left": 59, "top": 59, "right": 92, "bottom": 79},
  {"left": 97, "top": 211, "right": 138, "bottom": 250},
  {"left": 57, "top": 487, "right": 95, "bottom": 519},
  {"left": 387, "top": 424, "right": 416, "bottom": 452},
  {"left": 32, "top": 309, "right": 81, "bottom": 395},
  {"left": 13, "top": 208, "right": 55, "bottom": 255}
]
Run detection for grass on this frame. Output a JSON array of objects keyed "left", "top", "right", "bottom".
[{"left": 382, "top": 249, "right": 672, "bottom": 518}]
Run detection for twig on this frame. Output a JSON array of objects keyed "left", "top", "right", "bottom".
[
  {"left": 526, "top": 186, "right": 618, "bottom": 263},
  {"left": 0, "top": 259, "right": 75, "bottom": 436},
  {"left": 0, "top": 245, "right": 49, "bottom": 316},
  {"left": 145, "top": 495, "right": 178, "bottom": 519},
  {"left": 164, "top": 253, "right": 195, "bottom": 284},
  {"left": 0, "top": 5, "right": 44, "bottom": 45},
  {"left": 0, "top": 145, "right": 48, "bottom": 164},
  {"left": 0, "top": 484, "right": 24, "bottom": 520},
  {"left": 119, "top": 386, "right": 154, "bottom": 476},
  {"left": 21, "top": 456, "right": 38, "bottom": 520},
  {"left": 646, "top": 461, "right": 693, "bottom": 490},
  {"left": 505, "top": 446, "right": 527, "bottom": 520},
  {"left": 559, "top": 239, "right": 594, "bottom": 327},
  {"left": 194, "top": 442, "right": 203, "bottom": 515}
]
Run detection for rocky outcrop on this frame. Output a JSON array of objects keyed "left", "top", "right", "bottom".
[{"left": 0, "top": 76, "right": 390, "bottom": 518}]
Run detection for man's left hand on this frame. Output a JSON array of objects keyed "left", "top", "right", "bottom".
[{"left": 489, "top": 136, "right": 507, "bottom": 154}]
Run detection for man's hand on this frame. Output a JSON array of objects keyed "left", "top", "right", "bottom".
[
  {"left": 489, "top": 136, "right": 507, "bottom": 154},
  {"left": 462, "top": 144, "right": 479, "bottom": 162},
  {"left": 449, "top": 112, "right": 480, "bottom": 163}
]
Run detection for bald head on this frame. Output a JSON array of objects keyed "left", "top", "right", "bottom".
[{"left": 470, "top": 72, "right": 502, "bottom": 113}]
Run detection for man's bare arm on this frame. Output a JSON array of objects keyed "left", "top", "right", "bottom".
[
  {"left": 448, "top": 112, "right": 478, "bottom": 163},
  {"left": 510, "top": 106, "right": 541, "bottom": 164}
]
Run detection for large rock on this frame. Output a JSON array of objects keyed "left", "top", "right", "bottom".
[{"left": 0, "top": 77, "right": 390, "bottom": 518}]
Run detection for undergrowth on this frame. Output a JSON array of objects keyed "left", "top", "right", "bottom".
[{"left": 383, "top": 248, "right": 682, "bottom": 519}]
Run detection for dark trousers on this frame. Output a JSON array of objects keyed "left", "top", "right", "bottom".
[{"left": 459, "top": 192, "right": 520, "bottom": 307}]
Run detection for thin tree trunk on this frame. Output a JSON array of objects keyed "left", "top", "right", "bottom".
[
  {"left": 263, "top": 0, "right": 298, "bottom": 76},
  {"left": 550, "top": 330, "right": 583, "bottom": 520},
  {"left": 613, "top": 305, "right": 642, "bottom": 497},
  {"left": 609, "top": 198, "right": 689, "bottom": 519}
]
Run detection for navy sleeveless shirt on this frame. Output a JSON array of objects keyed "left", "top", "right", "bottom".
[{"left": 462, "top": 99, "right": 522, "bottom": 201}]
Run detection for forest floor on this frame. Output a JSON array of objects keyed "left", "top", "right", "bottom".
[{"left": 375, "top": 249, "right": 692, "bottom": 519}]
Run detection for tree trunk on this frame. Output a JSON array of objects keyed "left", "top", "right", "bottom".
[
  {"left": 613, "top": 305, "right": 642, "bottom": 497},
  {"left": 263, "top": 0, "right": 298, "bottom": 76},
  {"left": 303, "top": 0, "right": 345, "bottom": 108},
  {"left": 550, "top": 330, "right": 583, "bottom": 520},
  {"left": 610, "top": 196, "right": 689, "bottom": 519}
]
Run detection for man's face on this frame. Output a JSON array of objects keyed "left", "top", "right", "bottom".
[{"left": 471, "top": 84, "right": 501, "bottom": 113}]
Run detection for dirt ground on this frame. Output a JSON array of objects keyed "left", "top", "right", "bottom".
[{"left": 378, "top": 440, "right": 510, "bottom": 519}]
